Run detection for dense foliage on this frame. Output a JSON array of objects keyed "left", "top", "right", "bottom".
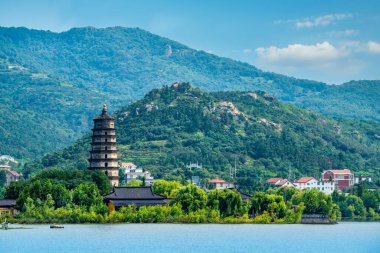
[
  {"left": 37, "top": 84, "right": 380, "bottom": 192},
  {"left": 0, "top": 26, "right": 379, "bottom": 159}
]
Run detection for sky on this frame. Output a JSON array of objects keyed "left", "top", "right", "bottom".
[{"left": 0, "top": 0, "right": 379, "bottom": 84}]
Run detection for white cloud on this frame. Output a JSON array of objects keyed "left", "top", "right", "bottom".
[
  {"left": 251, "top": 41, "right": 367, "bottom": 84},
  {"left": 327, "top": 29, "right": 358, "bottom": 37},
  {"left": 255, "top": 42, "right": 347, "bottom": 65},
  {"left": 368, "top": 41, "right": 380, "bottom": 54},
  {"left": 294, "top": 13, "right": 352, "bottom": 29}
]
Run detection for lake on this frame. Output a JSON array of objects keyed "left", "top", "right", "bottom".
[{"left": 1, "top": 222, "right": 379, "bottom": 253}]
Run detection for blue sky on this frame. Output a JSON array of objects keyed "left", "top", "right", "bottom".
[{"left": 0, "top": 0, "right": 379, "bottom": 84}]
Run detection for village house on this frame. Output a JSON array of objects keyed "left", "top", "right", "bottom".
[
  {"left": 322, "top": 169, "right": 354, "bottom": 191},
  {"left": 0, "top": 165, "right": 21, "bottom": 186},
  {"left": 266, "top": 178, "right": 283, "bottom": 185},
  {"left": 103, "top": 187, "right": 168, "bottom": 212},
  {"left": 0, "top": 199, "right": 17, "bottom": 215},
  {"left": 276, "top": 179, "right": 295, "bottom": 187},
  {"left": 293, "top": 177, "right": 335, "bottom": 194},
  {"left": 121, "top": 163, "right": 155, "bottom": 186},
  {"left": 207, "top": 179, "right": 235, "bottom": 189},
  {"left": 354, "top": 175, "right": 372, "bottom": 184}
]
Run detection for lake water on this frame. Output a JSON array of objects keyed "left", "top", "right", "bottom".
[{"left": 1, "top": 222, "right": 379, "bottom": 253}]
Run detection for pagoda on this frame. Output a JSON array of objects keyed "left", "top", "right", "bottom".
[{"left": 88, "top": 104, "right": 119, "bottom": 186}]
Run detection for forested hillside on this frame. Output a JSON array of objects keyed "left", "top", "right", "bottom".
[
  {"left": 0, "top": 26, "right": 379, "bottom": 159},
  {"left": 36, "top": 84, "right": 380, "bottom": 192}
]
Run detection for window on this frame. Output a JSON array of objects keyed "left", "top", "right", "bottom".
[
  {"left": 105, "top": 154, "right": 108, "bottom": 158},
  {"left": 105, "top": 132, "right": 108, "bottom": 135},
  {"left": 105, "top": 146, "right": 108, "bottom": 150},
  {"left": 105, "top": 162, "right": 108, "bottom": 167}
]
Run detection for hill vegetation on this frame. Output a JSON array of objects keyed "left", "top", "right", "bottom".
[
  {"left": 35, "top": 84, "right": 380, "bottom": 193},
  {"left": 0, "top": 26, "right": 379, "bottom": 159}
]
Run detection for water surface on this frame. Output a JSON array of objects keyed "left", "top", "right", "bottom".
[{"left": 1, "top": 222, "right": 379, "bottom": 253}]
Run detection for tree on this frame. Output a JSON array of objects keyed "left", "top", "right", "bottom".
[
  {"left": 72, "top": 183, "right": 103, "bottom": 211},
  {"left": 126, "top": 179, "right": 143, "bottom": 187},
  {"left": 152, "top": 180, "right": 182, "bottom": 198},
  {"left": 207, "top": 189, "right": 243, "bottom": 217},
  {"left": 250, "top": 192, "right": 287, "bottom": 220},
  {"left": 172, "top": 184, "right": 207, "bottom": 213},
  {"left": 0, "top": 170, "right": 6, "bottom": 187}
]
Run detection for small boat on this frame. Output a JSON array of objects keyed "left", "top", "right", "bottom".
[{"left": 50, "top": 224, "right": 64, "bottom": 229}]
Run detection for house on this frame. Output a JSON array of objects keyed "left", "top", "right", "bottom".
[
  {"left": 186, "top": 162, "right": 202, "bottom": 169},
  {"left": 123, "top": 166, "right": 155, "bottom": 186},
  {"left": 294, "top": 177, "right": 335, "bottom": 194},
  {"left": 266, "top": 178, "right": 283, "bottom": 185},
  {"left": 322, "top": 169, "right": 354, "bottom": 191},
  {"left": 0, "top": 167, "right": 21, "bottom": 186},
  {"left": 208, "top": 179, "right": 235, "bottom": 189},
  {"left": 5, "top": 170, "right": 21, "bottom": 186},
  {"left": 354, "top": 175, "right": 372, "bottom": 184},
  {"left": 293, "top": 177, "right": 317, "bottom": 190},
  {"left": 0, "top": 199, "right": 17, "bottom": 215},
  {"left": 103, "top": 187, "right": 168, "bottom": 212},
  {"left": 276, "top": 179, "right": 295, "bottom": 188},
  {"left": 0, "top": 164, "right": 11, "bottom": 170},
  {"left": 121, "top": 162, "right": 137, "bottom": 171}
]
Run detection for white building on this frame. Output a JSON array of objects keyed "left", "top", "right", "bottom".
[
  {"left": 121, "top": 163, "right": 155, "bottom": 186},
  {"left": 276, "top": 179, "right": 295, "bottom": 188},
  {"left": 354, "top": 175, "right": 372, "bottom": 184},
  {"left": 293, "top": 177, "right": 335, "bottom": 195},
  {"left": 208, "top": 179, "right": 235, "bottom": 189}
]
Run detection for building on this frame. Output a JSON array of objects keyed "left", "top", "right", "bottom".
[
  {"left": 354, "top": 175, "right": 372, "bottom": 184},
  {"left": 0, "top": 199, "right": 17, "bottom": 215},
  {"left": 208, "top": 179, "right": 235, "bottom": 189},
  {"left": 0, "top": 155, "right": 18, "bottom": 164},
  {"left": 186, "top": 162, "right": 202, "bottom": 169},
  {"left": 0, "top": 164, "right": 11, "bottom": 170},
  {"left": 5, "top": 170, "right": 21, "bottom": 186},
  {"left": 88, "top": 104, "right": 119, "bottom": 186},
  {"left": 266, "top": 178, "right": 283, "bottom": 185},
  {"left": 0, "top": 167, "right": 21, "bottom": 186},
  {"left": 103, "top": 187, "right": 168, "bottom": 212},
  {"left": 121, "top": 162, "right": 137, "bottom": 171},
  {"left": 121, "top": 163, "right": 155, "bottom": 186},
  {"left": 322, "top": 169, "right": 354, "bottom": 191},
  {"left": 276, "top": 179, "right": 295, "bottom": 188},
  {"left": 294, "top": 177, "right": 335, "bottom": 194}
]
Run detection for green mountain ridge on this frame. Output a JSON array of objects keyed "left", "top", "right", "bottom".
[
  {"left": 37, "top": 83, "right": 380, "bottom": 192},
  {"left": 0, "top": 26, "right": 379, "bottom": 159}
]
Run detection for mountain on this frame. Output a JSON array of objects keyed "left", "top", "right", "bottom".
[
  {"left": 0, "top": 26, "right": 379, "bottom": 158},
  {"left": 36, "top": 83, "right": 380, "bottom": 192}
]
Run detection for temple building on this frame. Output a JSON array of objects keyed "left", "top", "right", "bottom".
[{"left": 88, "top": 104, "right": 119, "bottom": 186}]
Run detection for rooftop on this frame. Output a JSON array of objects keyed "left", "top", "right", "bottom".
[
  {"left": 208, "top": 178, "right": 233, "bottom": 184},
  {"left": 323, "top": 169, "right": 352, "bottom": 174},
  {"left": 294, "top": 177, "right": 315, "bottom": 183},
  {"left": 0, "top": 199, "right": 16, "bottom": 207},
  {"left": 104, "top": 187, "right": 166, "bottom": 200},
  {"left": 267, "top": 177, "right": 283, "bottom": 183},
  {"left": 276, "top": 179, "right": 290, "bottom": 186},
  {"left": 94, "top": 104, "right": 114, "bottom": 120}
]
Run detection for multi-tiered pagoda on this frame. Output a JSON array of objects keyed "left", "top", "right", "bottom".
[{"left": 88, "top": 104, "right": 119, "bottom": 186}]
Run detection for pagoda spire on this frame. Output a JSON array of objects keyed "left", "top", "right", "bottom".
[
  {"left": 102, "top": 104, "right": 107, "bottom": 115},
  {"left": 88, "top": 104, "right": 119, "bottom": 186}
]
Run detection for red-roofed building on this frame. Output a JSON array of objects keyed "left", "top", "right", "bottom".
[
  {"left": 293, "top": 177, "right": 335, "bottom": 194},
  {"left": 293, "top": 177, "right": 317, "bottom": 190},
  {"left": 276, "top": 179, "right": 294, "bottom": 187},
  {"left": 267, "top": 178, "right": 283, "bottom": 185},
  {"left": 208, "top": 179, "right": 235, "bottom": 189},
  {"left": 0, "top": 168, "right": 21, "bottom": 186},
  {"left": 322, "top": 169, "right": 354, "bottom": 191}
]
